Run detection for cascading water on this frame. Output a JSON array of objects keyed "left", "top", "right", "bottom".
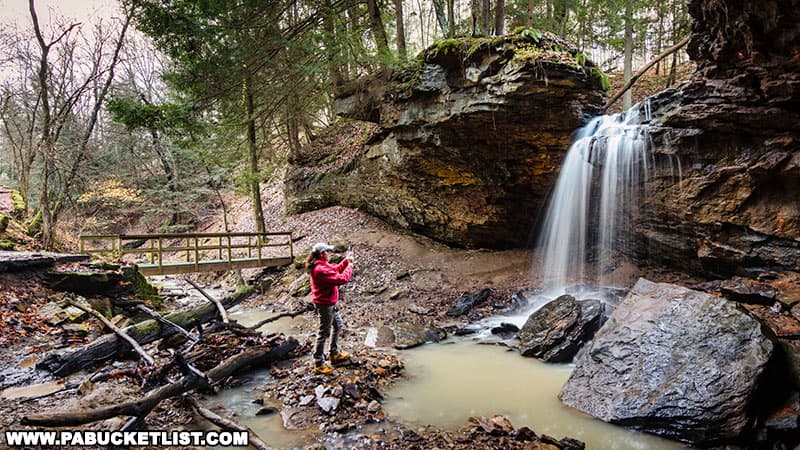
[{"left": 536, "top": 102, "right": 656, "bottom": 293}]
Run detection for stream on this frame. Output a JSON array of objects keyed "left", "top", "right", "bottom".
[{"left": 201, "top": 306, "right": 686, "bottom": 450}]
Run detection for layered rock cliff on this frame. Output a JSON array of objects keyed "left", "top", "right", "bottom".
[
  {"left": 635, "top": 0, "right": 800, "bottom": 277},
  {"left": 285, "top": 31, "right": 607, "bottom": 248}
]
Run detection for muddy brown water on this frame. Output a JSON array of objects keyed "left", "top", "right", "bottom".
[
  {"left": 202, "top": 308, "right": 687, "bottom": 450},
  {"left": 0, "top": 381, "right": 64, "bottom": 400},
  {"left": 383, "top": 339, "right": 685, "bottom": 450}
]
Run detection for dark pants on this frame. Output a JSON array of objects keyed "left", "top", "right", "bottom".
[{"left": 314, "top": 303, "right": 344, "bottom": 365}]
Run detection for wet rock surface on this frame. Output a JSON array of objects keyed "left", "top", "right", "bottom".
[
  {"left": 285, "top": 31, "right": 606, "bottom": 248},
  {"left": 0, "top": 251, "right": 88, "bottom": 273},
  {"left": 560, "top": 278, "right": 774, "bottom": 445},
  {"left": 446, "top": 288, "right": 492, "bottom": 317},
  {"left": 376, "top": 322, "right": 447, "bottom": 349},
  {"left": 632, "top": 0, "right": 800, "bottom": 277},
  {"left": 517, "top": 295, "right": 604, "bottom": 362},
  {"left": 331, "top": 414, "right": 584, "bottom": 449},
  {"left": 693, "top": 277, "right": 781, "bottom": 304}
]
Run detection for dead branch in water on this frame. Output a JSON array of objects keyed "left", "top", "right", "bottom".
[
  {"left": 186, "top": 278, "right": 229, "bottom": 323},
  {"left": 249, "top": 304, "right": 313, "bottom": 331},
  {"left": 67, "top": 297, "right": 155, "bottom": 366},
  {"left": 22, "top": 338, "right": 299, "bottom": 427},
  {"left": 37, "top": 287, "right": 252, "bottom": 376},
  {"left": 187, "top": 395, "right": 271, "bottom": 450}
]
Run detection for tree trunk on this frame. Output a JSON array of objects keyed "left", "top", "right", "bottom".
[
  {"left": 494, "top": 0, "right": 505, "bottom": 35},
  {"left": 36, "top": 286, "right": 254, "bottom": 376},
  {"left": 665, "top": 0, "right": 679, "bottom": 87},
  {"left": 396, "top": 0, "right": 407, "bottom": 60},
  {"left": 623, "top": 0, "right": 634, "bottom": 110},
  {"left": 367, "top": 0, "right": 392, "bottom": 66},
  {"left": 244, "top": 77, "right": 266, "bottom": 234},
  {"left": 481, "top": 0, "right": 490, "bottom": 36},
  {"left": 527, "top": 0, "right": 534, "bottom": 27},
  {"left": 322, "top": 0, "right": 344, "bottom": 88},
  {"left": 447, "top": 0, "right": 455, "bottom": 37},
  {"left": 432, "top": 0, "right": 449, "bottom": 37}
]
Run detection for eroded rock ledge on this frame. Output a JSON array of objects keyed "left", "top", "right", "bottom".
[
  {"left": 285, "top": 31, "right": 606, "bottom": 248},
  {"left": 632, "top": 0, "right": 800, "bottom": 277}
]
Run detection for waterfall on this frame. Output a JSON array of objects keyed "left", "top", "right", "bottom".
[{"left": 536, "top": 102, "right": 655, "bottom": 292}]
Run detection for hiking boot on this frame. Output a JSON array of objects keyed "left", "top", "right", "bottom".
[
  {"left": 314, "top": 363, "right": 334, "bottom": 375},
  {"left": 330, "top": 352, "right": 351, "bottom": 365}
]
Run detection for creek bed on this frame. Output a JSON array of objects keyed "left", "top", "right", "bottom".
[{"left": 201, "top": 306, "right": 686, "bottom": 449}]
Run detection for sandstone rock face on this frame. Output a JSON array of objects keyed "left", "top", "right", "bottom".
[
  {"left": 630, "top": 0, "right": 800, "bottom": 277},
  {"left": 560, "top": 279, "right": 773, "bottom": 445},
  {"left": 285, "top": 32, "right": 606, "bottom": 248},
  {"left": 517, "top": 295, "right": 604, "bottom": 362}
]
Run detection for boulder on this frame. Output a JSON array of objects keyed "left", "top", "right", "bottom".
[
  {"left": 377, "top": 323, "right": 446, "bottom": 350},
  {"left": 560, "top": 279, "right": 774, "bottom": 445},
  {"left": 446, "top": 288, "right": 492, "bottom": 317},
  {"left": 517, "top": 295, "right": 603, "bottom": 362},
  {"left": 288, "top": 274, "right": 311, "bottom": 297},
  {"left": 285, "top": 31, "right": 606, "bottom": 248}
]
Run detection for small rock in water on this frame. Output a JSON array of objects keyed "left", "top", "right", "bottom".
[
  {"left": 298, "top": 395, "right": 314, "bottom": 406},
  {"left": 367, "top": 400, "right": 381, "bottom": 413},
  {"left": 469, "top": 415, "right": 514, "bottom": 436},
  {"left": 491, "top": 322, "right": 519, "bottom": 339},
  {"left": 454, "top": 324, "right": 481, "bottom": 336},
  {"left": 514, "top": 426, "right": 537, "bottom": 441},
  {"left": 256, "top": 407, "right": 278, "bottom": 416}
]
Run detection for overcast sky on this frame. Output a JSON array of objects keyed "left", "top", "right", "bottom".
[{"left": 0, "top": 0, "right": 119, "bottom": 30}]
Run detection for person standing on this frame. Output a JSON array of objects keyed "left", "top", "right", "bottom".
[{"left": 306, "top": 242, "right": 354, "bottom": 374}]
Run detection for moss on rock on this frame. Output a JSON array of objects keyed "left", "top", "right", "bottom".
[
  {"left": 11, "top": 190, "right": 25, "bottom": 217},
  {"left": 0, "top": 214, "right": 9, "bottom": 234}
]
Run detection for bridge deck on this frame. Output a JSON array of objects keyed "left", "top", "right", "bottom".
[
  {"left": 137, "top": 256, "right": 293, "bottom": 276},
  {"left": 80, "top": 232, "right": 294, "bottom": 275}
]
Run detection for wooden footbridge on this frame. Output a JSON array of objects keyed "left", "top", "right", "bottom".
[{"left": 79, "top": 232, "right": 294, "bottom": 275}]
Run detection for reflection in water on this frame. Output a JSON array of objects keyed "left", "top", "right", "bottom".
[
  {"left": 383, "top": 339, "right": 686, "bottom": 450},
  {"left": 0, "top": 381, "right": 63, "bottom": 400},
  {"left": 199, "top": 368, "right": 316, "bottom": 449}
]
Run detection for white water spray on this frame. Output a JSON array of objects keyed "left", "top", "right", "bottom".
[{"left": 536, "top": 102, "right": 655, "bottom": 292}]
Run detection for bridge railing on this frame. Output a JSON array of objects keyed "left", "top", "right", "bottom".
[{"left": 79, "top": 232, "right": 293, "bottom": 274}]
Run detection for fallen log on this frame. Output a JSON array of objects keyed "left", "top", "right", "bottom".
[
  {"left": 602, "top": 35, "right": 690, "bottom": 111},
  {"left": 22, "top": 338, "right": 298, "bottom": 427},
  {"left": 136, "top": 304, "right": 198, "bottom": 343},
  {"left": 68, "top": 298, "right": 156, "bottom": 366},
  {"left": 37, "top": 287, "right": 255, "bottom": 377},
  {"left": 187, "top": 396, "right": 271, "bottom": 450}
]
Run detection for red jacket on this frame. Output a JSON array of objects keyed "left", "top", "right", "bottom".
[{"left": 310, "top": 259, "right": 353, "bottom": 305}]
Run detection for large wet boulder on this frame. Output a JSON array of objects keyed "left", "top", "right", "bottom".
[
  {"left": 628, "top": 0, "right": 800, "bottom": 277},
  {"left": 559, "top": 279, "right": 774, "bottom": 445},
  {"left": 285, "top": 31, "right": 606, "bottom": 248},
  {"left": 517, "top": 295, "right": 604, "bottom": 362}
]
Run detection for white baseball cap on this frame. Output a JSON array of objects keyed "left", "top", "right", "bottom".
[{"left": 312, "top": 242, "right": 335, "bottom": 254}]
